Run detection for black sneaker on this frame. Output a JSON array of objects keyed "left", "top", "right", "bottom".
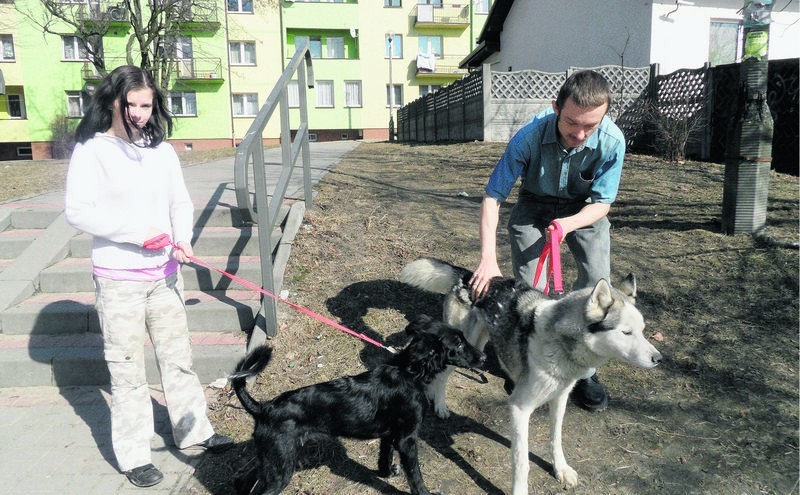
[
  {"left": 197, "top": 433, "right": 236, "bottom": 453},
  {"left": 572, "top": 373, "right": 608, "bottom": 412},
  {"left": 125, "top": 463, "right": 164, "bottom": 487}
]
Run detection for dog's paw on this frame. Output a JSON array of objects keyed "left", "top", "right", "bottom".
[
  {"left": 555, "top": 465, "right": 578, "bottom": 488},
  {"left": 433, "top": 402, "right": 451, "bottom": 419}
]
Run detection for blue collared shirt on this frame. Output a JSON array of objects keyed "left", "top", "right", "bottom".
[{"left": 485, "top": 107, "right": 625, "bottom": 204}]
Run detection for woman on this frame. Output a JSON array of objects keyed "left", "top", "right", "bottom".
[{"left": 65, "top": 65, "right": 233, "bottom": 488}]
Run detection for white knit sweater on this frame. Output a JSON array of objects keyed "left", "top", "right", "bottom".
[{"left": 65, "top": 132, "right": 194, "bottom": 269}]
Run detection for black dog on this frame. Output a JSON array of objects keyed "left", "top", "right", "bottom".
[{"left": 231, "top": 315, "right": 486, "bottom": 495}]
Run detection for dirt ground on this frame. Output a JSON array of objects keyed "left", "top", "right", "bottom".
[{"left": 176, "top": 141, "right": 799, "bottom": 495}]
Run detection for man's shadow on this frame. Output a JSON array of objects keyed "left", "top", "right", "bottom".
[{"left": 27, "top": 301, "right": 194, "bottom": 472}]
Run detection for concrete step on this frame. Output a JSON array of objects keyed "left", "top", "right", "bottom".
[
  {"left": 0, "top": 331, "right": 246, "bottom": 387},
  {"left": 0, "top": 229, "right": 42, "bottom": 258},
  {"left": 39, "top": 256, "right": 265, "bottom": 293},
  {"left": 0, "top": 289, "right": 262, "bottom": 335}
]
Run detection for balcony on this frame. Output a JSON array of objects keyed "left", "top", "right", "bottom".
[
  {"left": 74, "top": 1, "right": 131, "bottom": 26},
  {"left": 412, "top": 3, "right": 469, "bottom": 29},
  {"left": 172, "top": 58, "right": 224, "bottom": 83},
  {"left": 174, "top": 1, "right": 221, "bottom": 32},
  {"left": 81, "top": 58, "right": 128, "bottom": 81},
  {"left": 415, "top": 54, "right": 468, "bottom": 79}
]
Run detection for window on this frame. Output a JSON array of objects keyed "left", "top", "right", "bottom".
[
  {"left": 294, "top": 36, "right": 322, "bottom": 58},
  {"left": 229, "top": 41, "right": 256, "bottom": 65},
  {"left": 227, "top": 0, "right": 253, "bottom": 13},
  {"left": 386, "top": 84, "right": 402, "bottom": 108},
  {"left": 287, "top": 80, "right": 300, "bottom": 108},
  {"left": 4, "top": 94, "right": 25, "bottom": 118},
  {"left": 168, "top": 91, "right": 197, "bottom": 116},
  {"left": 384, "top": 0, "right": 401, "bottom": 6},
  {"left": 420, "top": 84, "right": 441, "bottom": 97},
  {"left": 62, "top": 35, "right": 90, "bottom": 61},
  {"left": 16, "top": 146, "right": 32, "bottom": 158},
  {"left": 344, "top": 81, "right": 362, "bottom": 107},
  {"left": 232, "top": 93, "right": 259, "bottom": 116},
  {"left": 419, "top": 0, "right": 443, "bottom": 6},
  {"left": 709, "top": 20, "right": 742, "bottom": 66},
  {"left": 418, "top": 36, "right": 443, "bottom": 58},
  {"left": 66, "top": 91, "right": 85, "bottom": 118},
  {"left": 0, "top": 34, "right": 14, "bottom": 61},
  {"left": 386, "top": 34, "right": 402, "bottom": 58},
  {"left": 473, "top": 0, "right": 489, "bottom": 14},
  {"left": 326, "top": 37, "right": 344, "bottom": 59},
  {"left": 316, "top": 80, "right": 334, "bottom": 108}
]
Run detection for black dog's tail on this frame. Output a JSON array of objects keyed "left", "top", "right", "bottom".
[{"left": 230, "top": 346, "right": 273, "bottom": 418}]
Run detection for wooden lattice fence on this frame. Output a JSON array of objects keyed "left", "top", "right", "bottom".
[{"left": 397, "top": 59, "right": 798, "bottom": 174}]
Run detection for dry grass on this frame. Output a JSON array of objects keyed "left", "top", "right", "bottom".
[
  {"left": 0, "top": 147, "right": 237, "bottom": 204},
  {"left": 3, "top": 142, "right": 796, "bottom": 494},
  {"left": 186, "top": 142, "right": 797, "bottom": 495}
]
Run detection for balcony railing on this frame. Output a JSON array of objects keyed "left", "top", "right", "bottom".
[
  {"left": 415, "top": 54, "right": 468, "bottom": 78},
  {"left": 412, "top": 3, "right": 469, "bottom": 28},
  {"left": 172, "top": 57, "right": 223, "bottom": 82},
  {"left": 74, "top": 1, "right": 130, "bottom": 24},
  {"left": 174, "top": 1, "right": 221, "bottom": 31}
]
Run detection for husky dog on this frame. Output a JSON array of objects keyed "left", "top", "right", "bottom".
[{"left": 401, "top": 258, "right": 662, "bottom": 494}]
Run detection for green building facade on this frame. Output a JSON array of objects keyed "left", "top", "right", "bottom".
[{"left": 0, "top": 0, "right": 490, "bottom": 160}]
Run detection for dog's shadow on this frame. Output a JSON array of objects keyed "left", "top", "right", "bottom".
[
  {"left": 422, "top": 410, "right": 553, "bottom": 495},
  {"left": 223, "top": 438, "right": 407, "bottom": 495},
  {"left": 325, "top": 280, "right": 446, "bottom": 368}
]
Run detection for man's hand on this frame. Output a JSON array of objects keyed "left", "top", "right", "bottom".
[
  {"left": 172, "top": 241, "right": 194, "bottom": 264},
  {"left": 470, "top": 258, "right": 502, "bottom": 300}
]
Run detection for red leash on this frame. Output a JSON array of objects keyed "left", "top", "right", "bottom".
[
  {"left": 144, "top": 235, "right": 396, "bottom": 353},
  {"left": 532, "top": 221, "right": 564, "bottom": 295}
]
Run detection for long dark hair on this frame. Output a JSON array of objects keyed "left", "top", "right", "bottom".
[{"left": 75, "top": 65, "right": 173, "bottom": 147}]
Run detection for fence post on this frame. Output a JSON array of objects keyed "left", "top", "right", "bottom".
[{"left": 482, "top": 63, "right": 491, "bottom": 141}]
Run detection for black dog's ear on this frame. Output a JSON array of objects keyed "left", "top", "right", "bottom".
[
  {"left": 405, "top": 314, "right": 434, "bottom": 336},
  {"left": 406, "top": 338, "right": 446, "bottom": 383}
]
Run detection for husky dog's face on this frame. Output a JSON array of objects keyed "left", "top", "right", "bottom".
[{"left": 584, "top": 279, "right": 663, "bottom": 369}]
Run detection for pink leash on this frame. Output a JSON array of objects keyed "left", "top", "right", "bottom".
[
  {"left": 143, "top": 234, "right": 397, "bottom": 353},
  {"left": 532, "top": 221, "right": 564, "bottom": 295}
]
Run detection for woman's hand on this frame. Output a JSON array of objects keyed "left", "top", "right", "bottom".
[{"left": 172, "top": 241, "right": 193, "bottom": 264}]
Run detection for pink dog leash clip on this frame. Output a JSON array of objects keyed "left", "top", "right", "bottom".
[{"left": 532, "top": 221, "right": 564, "bottom": 295}]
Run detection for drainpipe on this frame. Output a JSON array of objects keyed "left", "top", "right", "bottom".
[
  {"left": 224, "top": 6, "right": 235, "bottom": 147},
  {"left": 721, "top": 0, "right": 774, "bottom": 234}
]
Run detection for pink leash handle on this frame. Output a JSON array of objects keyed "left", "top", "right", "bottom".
[
  {"left": 532, "top": 221, "right": 564, "bottom": 294},
  {"left": 171, "top": 243, "right": 396, "bottom": 353}
]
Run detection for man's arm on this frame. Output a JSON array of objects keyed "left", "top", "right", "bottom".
[
  {"left": 551, "top": 202, "right": 610, "bottom": 237},
  {"left": 470, "top": 195, "right": 503, "bottom": 299}
]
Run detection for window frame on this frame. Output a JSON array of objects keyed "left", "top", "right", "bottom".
[
  {"left": 386, "top": 84, "right": 403, "bottom": 108},
  {"left": 385, "top": 34, "right": 403, "bottom": 59},
  {"left": 384, "top": 0, "right": 401, "bottom": 7},
  {"left": 0, "top": 34, "right": 15, "bottom": 61},
  {"left": 229, "top": 40, "right": 257, "bottom": 65},
  {"left": 344, "top": 80, "right": 362, "bottom": 108},
  {"left": 227, "top": 0, "right": 253, "bottom": 13},
  {"left": 315, "top": 80, "right": 334, "bottom": 108},
  {"left": 232, "top": 93, "right": 259, "bottom": 117},
  {"left": 62, "top": 35, "right": 90, "bottom": 61},
  {"left": 66, "top": 91, "right": 85, "bottom": 118},
  {"left": 287, "top": 80, "right": 300, "bottom": 108},
  {"left": 6, "top": 94, "right": 25, "bottom": 119},
  {"left": 168, "top": 91, "right": 197, "bottom": 117},
  {"left": 418, "top": 35, "right": 443, "bottom": 58}
]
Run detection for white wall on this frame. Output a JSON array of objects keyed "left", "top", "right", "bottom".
[
  {"left": 650, "top": 0, "right": 800, "bottom": 75},
  {"left": 487, "top": 0, "right": 798, "bottom": 75},
  {"left": 493, "top": 0, "right": 653, "bottom": 72}
]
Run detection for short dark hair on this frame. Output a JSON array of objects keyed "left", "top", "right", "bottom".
[
  {"left": 555, "top": 70, "right": 612, "bottom": 111},
  {"left": 75, "top": 65, "right": 172, "bottom": 147}
]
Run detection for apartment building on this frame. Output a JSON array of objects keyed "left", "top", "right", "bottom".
[{"left": 0, "top": 0, "right": 490, "bottom": 160}]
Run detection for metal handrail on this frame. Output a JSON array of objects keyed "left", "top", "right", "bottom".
[{"left": 233, "top": 43, "right": 314, "bottom": 346}]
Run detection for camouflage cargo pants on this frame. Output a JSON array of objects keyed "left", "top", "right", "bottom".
[{"left": 94, "top": 271, "right": 215, "bottom": 472}]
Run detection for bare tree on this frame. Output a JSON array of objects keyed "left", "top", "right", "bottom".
[{"left": 15, "top": 0, "right": 219, "bottom": 90}]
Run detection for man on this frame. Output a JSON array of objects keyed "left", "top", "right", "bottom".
[{"left": 469, "top": 70, "right": 625, "bottom": 412}]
